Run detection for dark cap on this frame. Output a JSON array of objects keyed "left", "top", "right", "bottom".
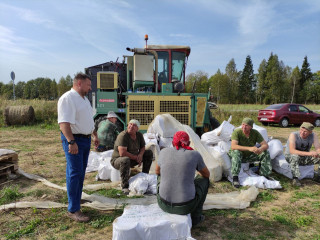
[
  {"left": 300, "top": 122, "right": 314, "bottom": 131},
  {"left": 242, "top": 117, "right": 254, "bottom": 127}
]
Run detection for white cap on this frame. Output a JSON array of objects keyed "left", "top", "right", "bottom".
[
  {"left": 107, "top": 111, "right": 117, "bottom": 118},
  {"left": 129, "top": 119, "right": 140, "bottom": 128}
]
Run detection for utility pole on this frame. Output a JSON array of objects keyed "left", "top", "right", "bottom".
[{"left": 11, "top": 71, "right": 16, "bottom": 100}]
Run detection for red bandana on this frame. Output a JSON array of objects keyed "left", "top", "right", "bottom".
[{"left": 172, "top": 131, "right": 193, "bottom": 150}]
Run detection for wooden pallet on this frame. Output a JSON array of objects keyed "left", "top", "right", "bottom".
[{"left": 0, "top": 153, "right": 19, "bottom": 178}]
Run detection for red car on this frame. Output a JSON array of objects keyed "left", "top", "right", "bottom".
[{"left": 258, "top": 103, "right": 320, "bottom": 127}]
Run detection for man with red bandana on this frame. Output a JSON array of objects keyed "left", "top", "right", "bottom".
[{"left": 155, "top": 131, "right": 210, "bottom": 227}]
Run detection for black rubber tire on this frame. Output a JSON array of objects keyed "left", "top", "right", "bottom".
[
  {"left": 210, "top": 117, "right": 220, "bottom": 130},
  {"left": 279, "top": 118, "right": 289, "bottom": 128},
  {"left": 315, "top": 118, "right": 320, "bottom": 127}
]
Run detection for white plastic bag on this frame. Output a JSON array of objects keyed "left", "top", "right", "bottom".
[
  {"left": 201, "top": 121, "right": 235, "bottom": 145},
  {"left": 252, "top": 124, "right": 268, "bottom": 142},
  {"left": 268, "top": 139, "right": 283, "bottom": 159}
]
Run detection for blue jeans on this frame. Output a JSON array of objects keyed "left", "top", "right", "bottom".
[{"left": 61, "top": 133, "right": 91, "bottom": 212}]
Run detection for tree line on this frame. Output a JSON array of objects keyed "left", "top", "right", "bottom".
[
  {"left": 1, "top": 53, "right": 319, "bottom": 104},
  {"left": 185, "top": 54, "right": 320, "bottom": 104},
  {"left": 0, "top": 75, "right": 74, "bottom": 100}
]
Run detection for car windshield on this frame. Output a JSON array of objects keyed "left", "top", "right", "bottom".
[{"left": 265, "top": 104, "right": 285, "bottom": 110}]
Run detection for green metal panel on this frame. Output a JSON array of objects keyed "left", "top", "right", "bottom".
[
  {"left": 161, "top": 83, "right": 173, "bottom": 93},
  {"left": 96, "top": 91, "right": 118, "bottom": 110}
]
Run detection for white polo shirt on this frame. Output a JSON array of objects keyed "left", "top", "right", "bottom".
[{"left": 58, "top": 88, "right": 94, "bottom": 135}]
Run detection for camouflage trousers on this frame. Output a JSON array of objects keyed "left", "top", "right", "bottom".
[
  {"left": 228, "top": 150, "right": 272, "bottom": 177},
  {"left": 110, "top": 150, "right": 153, "bottom": 188},
  {"left": 285, "top": 154, "right": 320, "bottom": 178}
]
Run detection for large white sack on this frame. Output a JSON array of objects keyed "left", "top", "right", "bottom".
[
  {"left": 143, "top": 133, "right": 158, "bottom": 145},
  {"left": 207, "top": 146, "right": 231, "bottom": 178},
  {"left": 147, "top": 114, "right": 183, "bottom": 138},
  {"left": 184, "top": 125, "right": 222, "bottom": 182},
  {"left": 159, "top": 137, "right": 173, "bottom": 149},
  {"left": 217, "top": 141, "right": 231, "bottom": 153},
  {"left": 97, "top": 157, "right": 112, "bottom": 180},
  {"left": 252, "top": 123, "right": 268, "bottom": 142},
  {"left": 201, "top": 121, "right": 235, "bottom": 145},
  {"left": 148, "top": 114, "right": 222, "bottom": 182},
  {"left": 86, "top": 151, "right": 101, "bottom": 172},
  {"left": 272, "top": 154, "right": 314, "bottom": 179},
  {"left": 113, "top": 204, "right": 194, "bottom": 240},
  {"left": 268, "top": 139, "right": 284, "bottom": 159}
]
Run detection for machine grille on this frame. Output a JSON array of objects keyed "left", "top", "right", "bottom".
[
  {"left": 171, "top": 114, "right": 189, "bottom": 125},
  {"left": 100, "top": 74, "right": 115, "bottom": 89},
  {"left": 129, "top": 114, "right": 154, "bottom": 126},
  {"left": 160, "top": 101, "right": 189, "bottom": 112},
  {"left": 129, "top": 100, "right": 154, "bottom": 112}
]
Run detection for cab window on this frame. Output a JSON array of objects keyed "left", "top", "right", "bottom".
[{"left": 171, "top": 51, "right": 185, "bottom": 83}]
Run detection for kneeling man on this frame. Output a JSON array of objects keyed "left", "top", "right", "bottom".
[
  {"left": 155, "top": 131, "right": 210, "bottom": 227},
  {"left": 229, "top": 117, "right": 272, "bottom": 188},
  {"left": 285, "top": 122, "right": 320, "bottom": 186}
]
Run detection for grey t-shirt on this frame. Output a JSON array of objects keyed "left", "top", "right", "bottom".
[
  {"left": 285, "top": 131, "right": 314, "bottom": 155},
  {"left": 158, "top": 148, "right": 206, "bottom": 203}
]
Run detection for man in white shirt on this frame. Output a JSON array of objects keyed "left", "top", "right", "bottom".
[{"left": 58, "top": 73, "right": 99, "bottom": 222}]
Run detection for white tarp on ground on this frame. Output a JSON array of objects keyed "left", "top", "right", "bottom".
[
  {"left": 112, "top": 204, "right": 194, "bottom": 240},
  {"left": 227, "top": 163, "right": 282, "bottom": 189},
  {"left": 1, "top": 169, "right": 259, "bottom": 211}
]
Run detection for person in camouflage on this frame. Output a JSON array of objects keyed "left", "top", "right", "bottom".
[
  {"left": 228, "top": 118, "right": 272, "bottom": 188},
  {"left": 96, "top": 111, "right": 120, "bottom": 152},
  {"left": 285, "top": 122, "right": 320, "bottom": 187},
  {"left": 111, "top": 119, "right": 153, "bottom": 194}
]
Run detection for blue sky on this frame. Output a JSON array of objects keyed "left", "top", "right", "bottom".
[{"left": 0, "top": 0, "right": 319, "bottom": 84}]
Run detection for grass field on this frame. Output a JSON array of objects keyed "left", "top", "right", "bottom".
[{"left": 1, "top": 100, "right": 320, "bottom": 239}]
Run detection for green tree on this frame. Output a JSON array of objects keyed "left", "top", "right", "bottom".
[
  {"left": 299, "top": 56, "right": 314, "bottom": 103},
  {"left": 57, "top": 75, "right": 73, "bottom": 97},
  {"left": 238, "top": 55, "right": 255, "bottom": 103},
  {"left": 39, "top": 78, "right": 53, "bottom": 100},
  {"left": 50, "top": 79, "right": 58, "bottom": 99},
  {"left": 256, "top": 59, "right": 267, "bottom": 104},
  {"left": 208, "top": 69, "right": 230, "bottom": 104},
  {"left": 264, "top": 53, "right": 286, "bottom": 104},
  {"left": 225, "top": 58, "right": 239, "bottom": 103},
  {"left": 15, "top": 81, "right": 26, "bottom": 99},
  {"left": 185, "top": 71, "right": 209, "bottom": 93}
]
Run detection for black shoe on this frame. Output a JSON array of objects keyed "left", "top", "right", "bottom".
[
  {"left": 192, "top": 215, "right": 205, "bottom": 227},
  {"left": 233, "top": 176, "right": 240, "bottom": 188}
]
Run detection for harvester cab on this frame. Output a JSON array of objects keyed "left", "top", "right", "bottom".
[{"left": 85, "top": 35, "right": 219, "bottom": 135}]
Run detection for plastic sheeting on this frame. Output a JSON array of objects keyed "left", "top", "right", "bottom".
[
  {"left": 112, "top": 204, "right": 194, "bottom": 240},
  {"left": 204, "top": 185, "right": 259, "bottom": 209},
  {"left": 1, "top": 169, "right": 259, "bottom": 211}
]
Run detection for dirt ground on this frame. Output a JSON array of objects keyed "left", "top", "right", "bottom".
[{"left": 0, "top": 125, "right": 320, "bottom": 240}]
